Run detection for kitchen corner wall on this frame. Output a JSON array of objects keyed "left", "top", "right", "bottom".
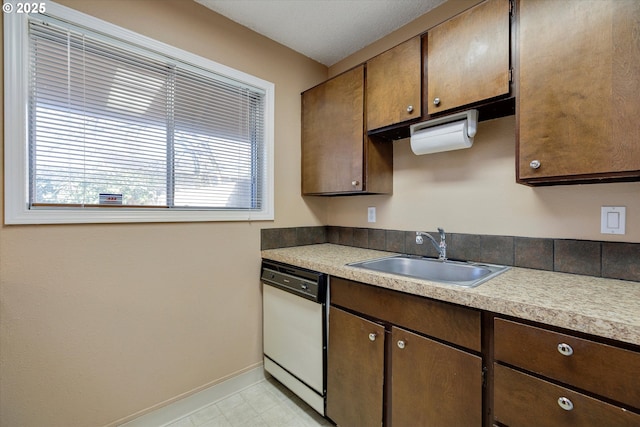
[
  {"left": 325, "top": 0, "right": 640, "bottom": 244},
  {"left": 0, "top": 1, "right": 327, "bottom": 427}
]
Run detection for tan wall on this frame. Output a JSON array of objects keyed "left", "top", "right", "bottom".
[
  {"left": 0, "top": 1, "right": 327, "bottom": 426},
  {"left": 326, "top": 0, "right": 640, "bottom": 243},
  {"left": 3, "top": 1, "right": 639, "bottom": 426},
  {"left": 326, "top": 116, "right": 640, "bottom": 241}
]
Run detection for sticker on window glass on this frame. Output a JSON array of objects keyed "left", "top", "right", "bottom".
[{"left": 99, "top": 193, "right": 123, "bottom": 205}]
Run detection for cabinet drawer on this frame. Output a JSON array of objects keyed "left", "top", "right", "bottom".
[
  {"left": 330, "top": 277, "right": 481, "bottom": 352},
  {"left": 494, "top": 318, "right": 640, "bottom": 409},
  {"left": 494, "top": 364, "right": 640, "bottom": 427}
]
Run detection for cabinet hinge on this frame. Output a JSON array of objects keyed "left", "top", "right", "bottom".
[
  {"left": 509, "top": 0, "right": 514, "bottom": 17},
  {"left": 508, "top": 68, "right": 513, "bottom": 83}
]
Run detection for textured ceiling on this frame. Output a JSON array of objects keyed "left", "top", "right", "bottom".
[{"left": 194, "top": 0, "right": 447, "bottom": 66}]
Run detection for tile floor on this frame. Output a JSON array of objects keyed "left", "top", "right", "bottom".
[{"left": 165, "top": 377, "right": 334, "bottom": 427}]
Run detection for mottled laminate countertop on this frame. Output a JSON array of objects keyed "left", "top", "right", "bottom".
[{"left": 261, "top": 243, "right": 640, "bottom": 346}]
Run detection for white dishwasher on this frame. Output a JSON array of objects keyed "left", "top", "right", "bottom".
[{"left": 261, "top": 260, "right": 328, "bottom": 416}]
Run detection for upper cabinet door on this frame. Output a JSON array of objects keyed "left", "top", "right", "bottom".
[
  {"left": 517, "top": 0, "right": 640, "bottom": 183},
  {"left": 302, "top": 66, "right": 365, "bottom": 194},
  {"left": 302, "top": 65, "right": 393, "bottom": 195},
  {"left": 366, "top": 36, "right": 422, "bottom": 131},
  {"left": 427, "top": 0, "right": 511, "bottom": 115}
]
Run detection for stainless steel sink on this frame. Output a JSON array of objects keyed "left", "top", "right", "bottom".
[{"left": 348, "top": 255, "right": 509, "bottom": 288}]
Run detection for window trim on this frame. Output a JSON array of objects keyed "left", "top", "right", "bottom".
[{"left": 4, "top": 1, "right": 275, "bottom": 224}]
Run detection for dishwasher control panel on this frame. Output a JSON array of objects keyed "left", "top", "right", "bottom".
[{"left": 261, "top": 260, "right": 326, "bottom": 302}]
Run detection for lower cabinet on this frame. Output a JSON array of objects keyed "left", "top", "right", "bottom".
[
  {"left": 494, "top": 364, "right": 640, "bottom": 427},
  {"left": 327, "top": 277, "right": 483, "bottom": 426},
  {"left": 391, "top": 326, "right": 483, "bottom": 427},
  {"left": 326, "top": 306, "right": 385, "bottom": 427},
  {"left": 326, "top": 278, "right": 640, "bottom": 427},
  {"left": 493, "top": 317, "right": 640, "bottom": 427}
]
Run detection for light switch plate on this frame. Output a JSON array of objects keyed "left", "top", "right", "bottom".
[{"left": 601, "top": 206, "right": 626, "bottom": 235}]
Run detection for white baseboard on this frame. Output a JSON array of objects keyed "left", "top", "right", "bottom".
[{"left": 117, "top": 365, "right": 266, "bottom": 427}]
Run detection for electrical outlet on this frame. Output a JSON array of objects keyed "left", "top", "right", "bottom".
[{"left": 368, "top": 206, "right": 376, "bottom": 223}]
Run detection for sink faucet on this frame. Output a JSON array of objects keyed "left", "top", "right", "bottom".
[{"left": 416, "top": 228, "right": 447, "bottom": 260}]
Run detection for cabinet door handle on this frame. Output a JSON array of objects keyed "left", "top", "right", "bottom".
[
  {"left": 407, "top": 105, "right": 414, "bottom": 113},
  {"left": 397, "top": 340, "right": 406, "bottom": 349},
  {"left": 351, "top": 180, "right": 360, "bottom": 186},
  {"left": 557, "top": 397, "right": 574, "bottom": 411},
  {"left": 433, "top": 97, "right": 441, "bottom": 106},
  {"left": 529, "top": 159, "right": 541, "bottom": 169},
  {"left": 557, "top": 343, "right": 574, "bottom": 356},
  {"left": 368, "top": 333, "right": 377, "bottom": 342}
]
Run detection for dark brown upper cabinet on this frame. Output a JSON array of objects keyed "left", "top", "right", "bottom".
[
  {"left": 301, "top": 65, "right": 393, "bottom": 195},
  {"left": 366, "top": 36, "right": 422, "bottom": 131},
  {"left": 517, "top": 0, "right": 640, "bottom": 184},
  {"left": 427, "top": 0, "right": 511, "bottom": 115}
]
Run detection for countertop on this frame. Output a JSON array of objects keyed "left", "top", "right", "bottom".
[{"left": 261, "top": 243, "right": 640, "bottom": 346}]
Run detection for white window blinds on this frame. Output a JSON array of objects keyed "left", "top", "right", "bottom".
[{"left": 28, "top": 19, "right": 266, "bottom": 211}]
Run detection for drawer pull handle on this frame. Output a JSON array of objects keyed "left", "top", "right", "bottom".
[
  {"left": 397, "top": 340, "right": 406, "bottom": 349},
  {"left": 558, "top": 397, "right": 574, "bottom": 411},
  {"left": 557, "top": 343, "right": 574, "bottom": 356},
  {"left": 368, "top": 333, "right": 377, "bottom": 342}
]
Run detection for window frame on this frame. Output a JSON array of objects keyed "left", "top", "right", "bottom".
[{"left": 4, "top": 1, "right": 275, "bottom": 224}]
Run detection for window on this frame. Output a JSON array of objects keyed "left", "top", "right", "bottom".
[{"left": 4, "top": 2, "right": 274, "bottom": 224}]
